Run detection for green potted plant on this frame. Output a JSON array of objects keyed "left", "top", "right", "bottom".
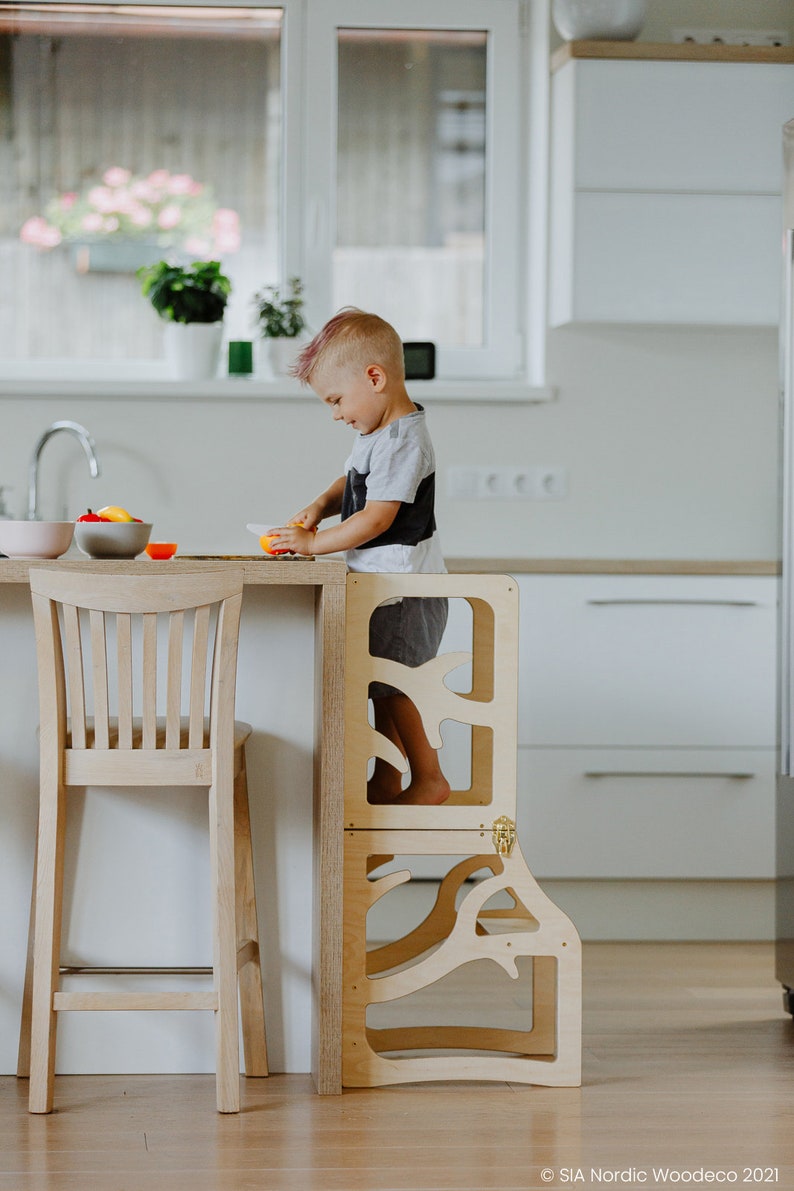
[
  {"left": 252, "top": 276, "right": 307, "bottom": 376},
  {"left": 138, "top": 259, "right": 232, "bottom": 380}
]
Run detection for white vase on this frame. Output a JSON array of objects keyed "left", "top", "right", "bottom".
[
  {"left": 164, "top": 322, "right": 224, "bottom": 381},
  {"left": 259, "top": 336, "right": 305, "bottom": 378},
  {"left": 552, "top": 0, "right": 646, "bottom": 41}
]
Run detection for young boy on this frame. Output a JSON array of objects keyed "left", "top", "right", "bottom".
[{"left": 269, "top": 307, "right": 450, "bottom": 806}]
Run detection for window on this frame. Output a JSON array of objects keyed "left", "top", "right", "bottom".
[
  {"left": 3, "top": 0, "right": 543, "bottom": 387},
  {"left": 3, "top": 2, "right": 281, "bottom": 368},
  {"left": 304, "top": 0, "right": 527, "bottom": 380}
]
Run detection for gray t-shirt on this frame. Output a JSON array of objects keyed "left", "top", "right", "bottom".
[{"left": 341, "top": 404, "right": 446, "bottom": 575}]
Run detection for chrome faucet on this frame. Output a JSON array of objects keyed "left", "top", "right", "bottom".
[{"left": 28, "top": 420, "right": 101, "bottom": 521}]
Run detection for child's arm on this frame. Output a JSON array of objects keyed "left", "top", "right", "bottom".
[
  {"left": 289, "top": 476, "right": 346, "bottom": 531},
  {"left": 272, "top": 499, "right": 400, "bottom": 557}
]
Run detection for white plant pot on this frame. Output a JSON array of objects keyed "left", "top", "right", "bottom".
[
  {"left": 164, "top": 321, "right": 224, "bottom": 381},
  {"left": 258, "top": 336, "right": 305, "bottom": 379},
  {"left": 552, "top": 0, "right": 646, "bottom": 41}
]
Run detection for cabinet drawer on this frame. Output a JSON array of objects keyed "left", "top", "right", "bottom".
[
  {"left": 555, "top": 190, "right": 781, "bottom": 327},
  {"left": 561, "top": 60, "right": 794, "bottom": 193},
  {"left": 516, "top": 576, "right": 776, "bottom": 748},
  {"left": 517, "top": 747, "right": 775, "bottom": 879}
]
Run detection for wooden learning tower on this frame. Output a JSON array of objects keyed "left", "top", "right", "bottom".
[{"left": 342, "top": 572, "right": 582, "bottom": 1088}]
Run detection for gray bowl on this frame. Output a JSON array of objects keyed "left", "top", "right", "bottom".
[{"left": 74, "top": 521, "right": 153, "bottom": 560}]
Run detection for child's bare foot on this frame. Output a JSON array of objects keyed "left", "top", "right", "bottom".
[
  {"left": 397, "top": 776, "right": 451, "bottom": 806},
  {"left": 366, "top": 767, "right": 404, "bottom": 805},
  {"left": 367, "top": 776, "right": 404, "bottom": 804}
]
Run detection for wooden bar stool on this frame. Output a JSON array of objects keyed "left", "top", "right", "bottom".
[
  {"left": 17, "top": 567, "right": 268, "bottom": 1113},
  {"left": 342, "top": 572, "right": 581, "bottom": 1088}
]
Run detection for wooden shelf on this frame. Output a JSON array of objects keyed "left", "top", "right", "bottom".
[
  {"left": 445, "top": 558, "right": 778, "bottom": 576},
  {"left": 552, "top": 39, "right": 794, "bottom": 72}
]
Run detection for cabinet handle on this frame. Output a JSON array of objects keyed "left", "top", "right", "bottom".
[
  {"left": 584, "top": 770, "right": 755, "bottom": 779},
  {"left": 586, "top": 599, "right": 759, "bottom": 607}
]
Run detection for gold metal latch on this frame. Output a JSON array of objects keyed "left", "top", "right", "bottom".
[{"left": 492, "top": 815, "right": 516, "bottom": 856}]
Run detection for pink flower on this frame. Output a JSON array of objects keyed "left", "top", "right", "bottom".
[
  {"left": 213, "top": 208, "right": 239, "bottom": 230},
  {"left": 129, "top": 205, "right": 153, "bottom": 228},
  {"left": 167, "top": 174, "right": 195, "bottom": 195},
  {"left": 147, "top": 169, "right": 170, "bottom": 189},
  {"left": 157, "top": 204, "right": 182, "bottom": 230},
  {"left": 20, "top": 217, "right": 61, "bottom": 247},
  {"left": 130, "top": 180, "right": 158, "bottom": 203},
  {"left": 87, "top": 186, "right": 118, "bottom": 214},
  {"left": 102, "top": 166, "right": 132, "bottom": 188},
  {"left": 111, "top": 189, "right": 136, "bottom": 214},
  {"left": 81, "top": 212, "right": 104, "bottom": 233},
  {"left": 102, "top": 216, "right": 120, "bottom": 232},
  {"left": 59, "top": 192, "right": 78, "bottom": 210}
]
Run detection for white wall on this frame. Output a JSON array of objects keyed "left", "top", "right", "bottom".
[{"left": 0, "top": 322, "right": 780, "bottom": 563}]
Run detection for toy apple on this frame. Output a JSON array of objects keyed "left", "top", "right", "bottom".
[{"left": 76, "top": 509, "right": 107, "bottom": 522}]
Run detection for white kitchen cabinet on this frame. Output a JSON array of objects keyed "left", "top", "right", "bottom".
[
  {"left": 516, "top": 574, "right": 776, "bottom": 748},
  {"left": 549, "top": 58, "right": 794, "bottom": 327},
  {"left": 513, "top": 573, "right": 777, "bottom": 880},
  {"left": 517, "top": 748, "right": 775, "bottom": 879}
]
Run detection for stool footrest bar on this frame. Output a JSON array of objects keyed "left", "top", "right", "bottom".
[{"left": 53, "top": 991, "right": 218, "bottom": 1011}]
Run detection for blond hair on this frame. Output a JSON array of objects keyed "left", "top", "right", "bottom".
[{"left": 291, "top": 307, "right": 405, "bottom": 385}]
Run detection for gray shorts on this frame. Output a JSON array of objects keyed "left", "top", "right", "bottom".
[{"left": 368, "top": 596, "right": 449, "bottom": 699}]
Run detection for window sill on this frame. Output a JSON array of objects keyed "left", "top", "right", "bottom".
[{"left": 0, "top": 374, "right": 556, "bottom": 404}]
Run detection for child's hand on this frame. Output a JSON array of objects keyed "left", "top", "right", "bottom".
[
  {"left": 270, "top": 523, "right": 316, "bottom": 556},
  {"left": 289, "top": 503, "right": 322, "bottom": 532}
]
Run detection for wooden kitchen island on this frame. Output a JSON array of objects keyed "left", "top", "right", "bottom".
[{"left": 0, "top": 556, "right": 346, "bottom": 1095}]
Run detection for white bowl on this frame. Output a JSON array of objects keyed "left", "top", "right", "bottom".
[
  {"left": 552, "top": 0, "right": 646, "bottom": 41},
  {"left": 0, "top": 520, "right": 75, "bottom": 559},
  {"left": 74, "top": 521, "right": 153, "bottom": 560}
]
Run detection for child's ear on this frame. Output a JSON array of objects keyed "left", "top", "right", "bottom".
[{"left": 365, "top": 363, "right": 387, "bottom": 391}]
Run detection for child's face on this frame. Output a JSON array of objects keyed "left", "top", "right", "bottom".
[{"left": 311, "top": 362, "right": 387, "bottom": 435}]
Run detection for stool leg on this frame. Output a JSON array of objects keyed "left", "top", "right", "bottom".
[
  {"left": 210, "top": 769, "right": 240, "bottom": 1113},
  {"left": 29, "top": 779, "right": 67, "bottom": 1114},
  {"left": 17, "top": 846, "right": 37, "bottom": 1079},
  {"left": 234, "top": 751, "right": 268, "bottom": 1077}
]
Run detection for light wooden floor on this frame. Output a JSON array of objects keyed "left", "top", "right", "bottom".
[{"left": 2, "top": 943, "right": 793, "bottom": 1191}]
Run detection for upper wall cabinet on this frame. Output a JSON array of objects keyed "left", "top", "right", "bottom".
[{"left": 549, "top": 58, "right": 794, "bottom": 327}]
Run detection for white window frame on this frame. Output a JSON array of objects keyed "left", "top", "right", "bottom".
[
  {"left": 1, "top": 0, "right": 551, "bottom": 399},
  {"left": 302, "top": 0, "right": 527, "bottom": 382}
]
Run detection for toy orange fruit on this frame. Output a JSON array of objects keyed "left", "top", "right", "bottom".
[
  {"left": 259, "top": 533, "right": 289, "bottom": 556},
  {"left": 258, "top": 519, "right": 307, "bottom": 556},
  {"left": 145, "top": 542, "right": 178, "bottom": 560}
]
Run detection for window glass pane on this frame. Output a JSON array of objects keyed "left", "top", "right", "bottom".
[
  {"left": 2, "top": 4, "right": 282, "bottom": 363},
  {"left": 335, "top": 29, "right": 487, "bottom": 348}
]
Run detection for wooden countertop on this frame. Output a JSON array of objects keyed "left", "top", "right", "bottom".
[
  {"left": 0, "top": 556, "right": 347, "bottom": 585},
  {"left": 445, "top": 558, "right": 778, "bottom": 575},
  {"left": 0, "top": 557, "right": 778, "bottom": 581},
  {"left": 552, "top": 40, "right": 794, "bottom": 71}
]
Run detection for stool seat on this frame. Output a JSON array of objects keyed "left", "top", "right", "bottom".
[
  {"left": 18, "top": 567, "right": 268, "bottom": 1114},
  {"left": 61, "top": 717, "right": 253, "bottom": 786}
]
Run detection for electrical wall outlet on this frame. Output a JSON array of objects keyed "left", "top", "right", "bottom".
[
  {"left": 673, "top": 27, "right": 789, "bottom": 46},
  {"left": 447, "top": 465, "right": 569, "bottom": 501}
]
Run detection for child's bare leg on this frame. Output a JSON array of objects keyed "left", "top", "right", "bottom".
[
  {"left": 368, "top": 697, "right": 406, "bottom": 803},
  {"left": 380, "top": 693, "right": 450, "bottom": 806}
]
